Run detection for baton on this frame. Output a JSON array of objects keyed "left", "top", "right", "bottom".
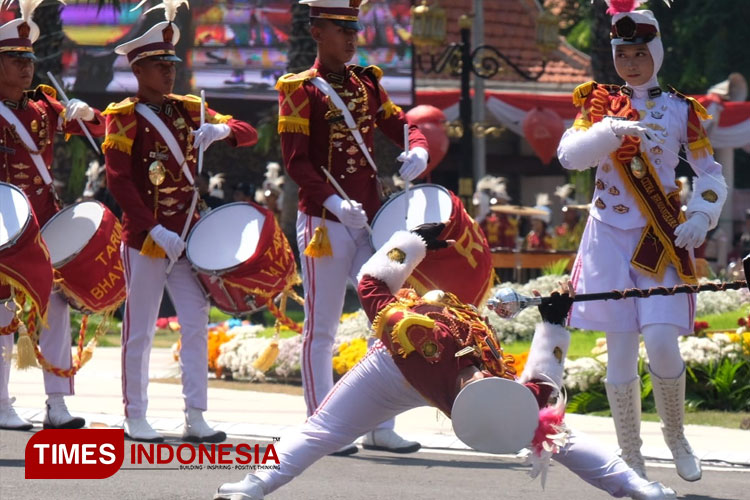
[
  {"left": 46, "top": 72, "right": 101, "bottom": 154},
  {"left": 402, "top": 123, "right": 410, "bottom": 222}
]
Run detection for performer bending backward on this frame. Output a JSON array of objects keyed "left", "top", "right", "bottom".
[
  {"left": 0, "top": 0, "right": 105, "bottom": 430},
  {"left": 276, "top": 0, "right": 428, "bottom": 455},
  {"left": 215, "top": 224, "right": 677, "bottom": 500},
  {"left": 557, "top": 4, "right": 726, "bottom": 481},
  {"left": 103, "top": 0, "right": 257, "bottom": 443}
]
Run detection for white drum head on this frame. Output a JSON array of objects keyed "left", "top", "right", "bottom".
[
  {"left": 0, "top": 183, "right": 31, "bottom": 250},
  {"left": 187, "top": 202, "right": 265, "bottom": 273},
  {"left": 42, "top": 202, "right": 105, "bottom": 266},
  {"left": 451, "top": 377, "right": 539, "bottom": 454},
  {"left": 370, "top": 184, "right": 453, "bottom": 250}
]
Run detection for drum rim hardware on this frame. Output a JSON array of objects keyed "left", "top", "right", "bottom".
[
  {"left": 0, "top": 183, "right": 32, "bottom": 253},
  {"left": 40, "top": 200, "right": 106, "bottom": 268}
]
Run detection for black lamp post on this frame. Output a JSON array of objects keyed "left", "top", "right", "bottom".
[{"left": 411, "top": 1, "right": 558, "bottom": 211}]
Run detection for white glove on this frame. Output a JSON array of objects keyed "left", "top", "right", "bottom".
[
  {"left": 65, "top": 99, "right": 95, "bottom": 122},
  {"left": 397, "top": 146, "right": 429, "bottom": 182},
  {"left": 323, "top": 194, "right": 368, "bottom": 229},
  {"left": 603, "top": 117, "right": 650, "bottom": 140},
  {"left": 191, "top": 123, "right": 231, "bottom": 150},
  {"left": 674, "top": 212, "right": 710, "bottom": 249},
  {"left": 149, "top": 224, "right": 186, "bottom": 262}
]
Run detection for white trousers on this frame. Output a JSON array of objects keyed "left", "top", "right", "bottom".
[
  {"left": 255, "top": 342, "right": 647, "bottom": 498},
  {"left": 296, "top": 213, "right": 377, "bottom": 414},
  {"left": 0, "top": 291, "right": 73, "bottom": 403},
  {"left": 121, "top": 245, "right": 210, "bottom": 418}
]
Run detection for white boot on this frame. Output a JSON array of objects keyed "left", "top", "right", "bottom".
[
  {"left": 43, "top": 394, "right": 85, "bottom": 429},
  {"left": 630, "top": 481, "right": 677, "bottom": 500},
  {"left": 362, "top": 429, "right": 421, "bottom": 453},
  {"left": 183, "top": 407, "right": 226, "bottom": 443},
  {"left": 124, "top": 417, "right": 164, "bottom": 443},
  {"left": 650, "top": 366, "right": 702, "bottom": 482},
  {"left": 214, "top": 473, "right": 265, "bottom": 500},
  {"left": 0, "top": 398, "right": 33, "bottom": 430},
  {"left": 605, "top": 378, "right": 647, "bottom": 479}
]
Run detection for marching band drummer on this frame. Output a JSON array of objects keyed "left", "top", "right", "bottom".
[
  {"left": 103, "top": 0, "right": 257, "bottom": 443},
  {"left": 277, "top": 0, "right": 428, "bottom": 455},
  {"left": 0, "top": 0, "right": 105, "bottom": 431}
]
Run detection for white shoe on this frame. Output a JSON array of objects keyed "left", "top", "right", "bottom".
[
  {"left": 215, "top": 474, "right": 265, "bottom": 500},
  {"left": 43, "top": 396, "right": 85, "bottom": 429},
  {"left": 124, "top": 417, "right": 164, "bottom": 443},
  {"left": 605, "top": 378, "right": 648, "bottom": 480},
  {"left": 0, "top": 398, "right": 33, "bottom": 430},
  {"left": 630, "top": 481, "right": 677, "bottom": 500},
  {"left": 362, "top": 429, "right": 421, "bottom": 453},
  {"left": 182, "top": 407, "right": 226, "bottom": 443},
  {"left": 328, "top": 443, "right": 358, "bottom": 457}
]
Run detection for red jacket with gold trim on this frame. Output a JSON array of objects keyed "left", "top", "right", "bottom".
[
  {"left": 103, "top": 94, "right": 257, "bottom": 250},
  {"left": 276, "top": 59, "right": 428, "bottom": 223},
  {"left": 1, "top": 85, "right": 105, "bottom": 226}
]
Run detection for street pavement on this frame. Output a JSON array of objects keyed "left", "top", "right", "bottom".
[{"left": 1, "top": 347, "right": 748, "bottom": 499}]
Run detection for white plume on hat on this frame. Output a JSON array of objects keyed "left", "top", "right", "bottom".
[
  {"left": 208, "top": 172, "right": 225, "bottom": 199},
  {"left": 0, "top": 0, "right": 65, "bottom": 45},
  {"left": 130, "top": 0, "right": 189, "bottom": 20},
  {"left": 473, "top": 175, "right": 510, "bottom": 224},
  {"left": 532, "top": 193, "right": 552, "bottom": 224}
]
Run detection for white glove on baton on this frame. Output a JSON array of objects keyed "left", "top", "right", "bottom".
[
  {"left": 191, "top": 123, "right": 231, "bottom": 150},
  {"left": 149, "top": 224, "right": 186, "bottom": 262},
  {"left": 397, "top": 146, "right": 429, "bottom": 182},
  {"left": 674, "top": 212, "right": 710, "bottom": 249},
  {"left": 323, "top": 194, "right": 368, "bottom": 229},
  {"left": 65, "top": 99, "right": 95, "bottom": 122},
  {"left": 603, "top": 117, "right": 650, "bottom": 140}
]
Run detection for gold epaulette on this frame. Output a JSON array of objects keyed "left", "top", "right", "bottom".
[
  {"left": 572, "top": 81, "right": 596, "bottom": 107},
  {"left": 102, "top": 98, "right": 137, "bottom": 116},
  {"left": 169, "top": 93, "right": 203, "bottom": 112},
  {"left": 667, "top": 85, "right": 712, "bottom": 120},
  {"left": 275, "top": 69, "right": 317, "bottom": 95},
  {"left": 35, "top": 84, "right": 57, "bottom": 100},
  {"left": 362, "top": 65, "right": 384, "bottom": 81}
]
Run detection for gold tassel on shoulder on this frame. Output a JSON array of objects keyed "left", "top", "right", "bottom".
[
  {"left": 140, "top": 234, "right": 167, "bottom": 259},
  {"left": 304, "top": 224, "right": 333, "bottom": 258}
]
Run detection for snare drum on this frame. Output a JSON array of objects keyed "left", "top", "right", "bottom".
[
  {"left": 0, "top": 182, "right": 53, "bottom": 315},
  {"left": 186, "top": 202, "right": 298, "bottom": 316},
  {"left": 41, "top": 201, "right": 126, "bottom": 314},
  {"left": 370, "top": 184, "right": 493, "bottom": 306}
]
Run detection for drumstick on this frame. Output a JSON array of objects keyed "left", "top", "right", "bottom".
[
  {"left": 197, "top": 90, "right": 206, "bottom": 175},
  {"left": 46, "top": 72, "right": 101, "bottom": 154},
  {"left": 320, "top": 166, "right": 373, "bottom": 235},
  {"left": 402, "top": 124, "right": 410, "bottom": 223}
]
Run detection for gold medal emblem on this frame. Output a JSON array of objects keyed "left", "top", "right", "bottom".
[
  {"left": 30, "top": 120, "right": 38, "bottom": 133},
  {"left": 630, "top": 156, "right": 646, "bottom": 179},
  {"left": 347, "top": 101, "right": 356, "bottom": 111},
  {"left": 646, "top": 100, "right": 656, "bottom": 109},
  {"left": 148, "top": 161, "right": 166, "bottom": 186},
  {"left": 422, "top": 341, "right": 439, "bottom": 358}
]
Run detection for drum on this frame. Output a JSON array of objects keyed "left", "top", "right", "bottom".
[
  {"left": 41, "top": 201, "right": 125, "bottom": 314},
  {"left": 370, "top": 184, "right": 494, "bottom": 306},
  {"left": 0, "top": 182, "right": 53, "bottom": 314},
  {"left": 186, "top": 202, "right": 297, "bottom": 316}
]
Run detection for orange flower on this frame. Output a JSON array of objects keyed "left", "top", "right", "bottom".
[
  {"left": 207, "top": 325, "right": 234, "bottom": 376},
  {"left": 511, "top": 351, "right": 530, "bottom": 378}
]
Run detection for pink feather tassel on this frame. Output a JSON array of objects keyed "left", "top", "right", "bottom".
[{"left": 606, "top": 0, "right": 640, "bottom": 15}]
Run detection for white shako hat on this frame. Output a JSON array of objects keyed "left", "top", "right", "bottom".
[
  {"left": 0, "top": 0, "right": 62, "bottom": 60},
  {"left": 300, "top": 0, "right": 365, "bottom": 31},
  {"left": 114, "top": 0, "right": 189, "bottom": 65}
]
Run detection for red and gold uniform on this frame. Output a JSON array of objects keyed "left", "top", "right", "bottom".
[
  {"left": 1, "top": 85, "right": 105, "bottom": 225},
  {"left": 524, "top": 229, "right": 554, "bottom": 251},
  {"left": 214, "top": 230, "right": 670, "bottom": 499},
  {"left": 0, "top": 84, "right": 105, "bottom": 424},
  {"left": 103, "top": 93, "right": 256, "bottom": 424},
  {"left": 480, "top": 212, "right": 518, "bottom": 249},
  {"left": 277, "top": 59, "right": 427, "bottom": 416},
  {"left": 103, "top": 94, "right": 257, "bottom": 250}
]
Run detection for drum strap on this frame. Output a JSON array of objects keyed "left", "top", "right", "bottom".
[
  {"left": 0, "top": 101, "right": 53, "bottom": 186},
  {"left": 310, "top": 77, "right": 378, "bottom": 175},
  {"left": 134, "top": 103, "right": 194, "bottom": 186}
]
